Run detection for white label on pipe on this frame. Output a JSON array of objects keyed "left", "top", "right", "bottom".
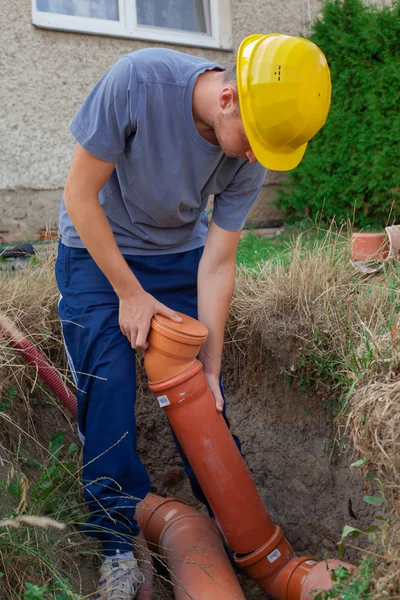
[
  {"left": 267, "top": 549, "right": 281, "bottom": 563},
  {"left": 157, "top": 395, "right": 170, "bottom": 407}
]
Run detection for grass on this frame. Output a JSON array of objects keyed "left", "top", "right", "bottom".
[
  {"left": 0, "top": 449, "right": 90, "bottom": 599},
  {"left": 236, "top": 224, "right": 330, "bottom": 270},
  {"left": 0, "top": 426, "right": 165, "bottom": 599},
  {"left": 0, "top": 418, "right": 95, "bottom": 599},
  {"left": 236, "top": 230, "right": 291, "bottom": 268}
]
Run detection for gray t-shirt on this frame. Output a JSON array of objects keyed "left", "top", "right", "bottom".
[{"left": 59, "top": 48, "right": 266, "bottom": 255}]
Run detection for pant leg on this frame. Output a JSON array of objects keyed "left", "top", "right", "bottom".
[
  {"left": 127, "top": 248, "right": 242, "bottom": 516},
  {"left": 56, "top": 243, "right": 151, "bottom": 556},
  {"left": 56, "top": 242, "right": 242, "bottom": 549}
]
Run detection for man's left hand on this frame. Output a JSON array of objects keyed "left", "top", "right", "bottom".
[{"left": 203, "top": 371, "right": 224, "bottom": 413}]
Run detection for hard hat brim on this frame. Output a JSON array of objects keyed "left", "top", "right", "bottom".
[{"left": 248, "top": 132, "right": 308, "bottom": 171}]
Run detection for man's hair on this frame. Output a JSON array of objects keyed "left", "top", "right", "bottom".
[
  {"left": 222, "top": 64, "right": 241, "bottom": 117},
  {"left": 223, "top": 64, "right": 237, "bottom": 84}
]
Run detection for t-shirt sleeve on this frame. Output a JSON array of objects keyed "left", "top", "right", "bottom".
[
  {"left": 212, "top": 162, "right": 267, "bottom": 232},
  {"left": 69, "top": 56, "right": 137, "bottom": 163}
]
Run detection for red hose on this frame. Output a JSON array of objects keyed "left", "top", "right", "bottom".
[
  {"left": 0, "top": 314, "right": 153, "bottom": 598},
  {"left": 0, "top": 315, "right": 78, "bottom": 420}
]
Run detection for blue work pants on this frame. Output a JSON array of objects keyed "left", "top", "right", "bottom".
[{"left": 55, "top": 243, "right": 240, "bottom": 555}]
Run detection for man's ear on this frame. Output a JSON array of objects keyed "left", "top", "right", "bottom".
[{"left": 219, "top": 84, "right": 237, "bottom": 112}]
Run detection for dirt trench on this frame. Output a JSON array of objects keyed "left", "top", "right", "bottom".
[
  {"left": 3, "top": 345, "right": 374, "bottom": 599},
  {"left": 135, "top": 347, "right": 375, "bottom": 600}
]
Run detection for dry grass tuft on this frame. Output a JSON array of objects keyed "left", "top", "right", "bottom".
[
  {"left": 349, "top": 373, "right": 400, "bottom": 597},
  {"left": 350, "top": 373, "right": 400, "bottom": 500},
  {"left": 0, "top": 247, "right": 74, "bottom": 451},
  {"left": 0, "top": 247, "right": 65, "bottom": 394},
  {"left": 232, "top": 230, "right": 355, "bottom": 340},
  {"left": 372, "top": 518, "right": 400, "bottom": 598},
  {"left": 0, "top": 514, "right": 66, "bottom": 529}
]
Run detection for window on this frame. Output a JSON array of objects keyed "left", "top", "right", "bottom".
[{"left": 32, "top": 0, "right": 232, "bottom": 50}]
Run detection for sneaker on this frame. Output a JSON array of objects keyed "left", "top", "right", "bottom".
[{"left": 94, "top": 557, "right": 145, "bottom": 599}]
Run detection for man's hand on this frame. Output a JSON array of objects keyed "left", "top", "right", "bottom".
[
  {"left": 205, "top": 373, "right": 224, "bottom": 413},
  {"left": 119, "top": 290, "right": 182, "bottom": 351},
  {"left": 199, "top": 347, "right": 224, "bottom": 413}
]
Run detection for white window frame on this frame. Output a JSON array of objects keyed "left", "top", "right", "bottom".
[{"left": 32, "top": 0, "right": 233, "bottom": 50}]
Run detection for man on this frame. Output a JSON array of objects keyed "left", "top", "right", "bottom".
[{"left": 56, "top": 34, "right": 330, "bottom": 599}]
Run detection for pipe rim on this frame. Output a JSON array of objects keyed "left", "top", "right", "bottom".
[
  {"left": 151, "top": 314, "right": 208, "bottom": 345},
  {"left": 148, "top": 360, "right": 203, "bottom": 393},
  {"left": 137, "top": 496, "right": 189, "bottom": 541},
  {"left": 351, "top": 232, "right": 388, "bottom": 239},
  {"left": 234, "top": 525, "right": 284, "bottom": 568}
]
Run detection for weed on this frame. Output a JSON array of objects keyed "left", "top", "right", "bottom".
[
  {"left": 0, "top": 428, "right": 93, "bottom": 599},
  {"left": 0, "top": 384, "right": 16, "bottom": 412},
  {"left": 30, "top": 430, "right": 80, "bottom": 519},
  {"left": 314, "top": 558, "right": 374, "bottom": 600},
  {"left": 24, "top": 583, "right": 47, "bottom": 600},
  {"left": 2, "top": 431, "right": 81, "bottom": 521},
  {"left": 23, "top": 579, "right": 80, "bottom": 600}
]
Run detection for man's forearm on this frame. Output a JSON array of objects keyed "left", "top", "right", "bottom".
[
  {"left": 65, "top": 192, "right": 142, "bottom": 299},
  {"left": 197, "top": 259, "right": 236, "bottom": 377},
  {"left": 63, "top": 144, "right": 142, "bottom": 299}
]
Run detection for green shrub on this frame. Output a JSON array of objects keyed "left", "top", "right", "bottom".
[{"left": 276, "top": 0, "right": 400, "bottom": 228}]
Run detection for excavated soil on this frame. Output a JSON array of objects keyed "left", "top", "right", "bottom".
[
  {"left": 2, "top": 347, "right": 375, "bottom": 599},
  {"left": 134, "top": 347, "right": 376, "bottom": 600}
]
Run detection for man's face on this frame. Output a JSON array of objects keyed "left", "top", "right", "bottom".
[{"left": 214, "top": 85, "right": 257, "bottom": 164}]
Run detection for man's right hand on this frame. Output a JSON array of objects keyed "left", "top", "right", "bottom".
[{"left": 119, "top": 289, "right": 182, "bottom": 351}]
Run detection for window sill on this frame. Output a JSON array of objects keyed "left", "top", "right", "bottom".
[{"left": 32, "top": 22, "right": 234, "bottom": 52}]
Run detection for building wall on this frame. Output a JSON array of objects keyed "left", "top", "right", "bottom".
[{"left": 0, "top": 0, "right": 321, "bottom": 242}]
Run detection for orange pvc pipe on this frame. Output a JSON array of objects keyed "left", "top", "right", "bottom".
[
  {"left": 143, "top": 313, "right": 355, "bottom": 599},
  {"left": 148, "top": 359, "right": 276, "bottom": 555},
  {"left": 137, "top": 494, "right": 246, "bottom": 600}
]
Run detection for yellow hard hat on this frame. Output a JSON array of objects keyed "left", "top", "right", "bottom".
[{"left": 236, "top": 34, "right": 332, "bottom": 171}]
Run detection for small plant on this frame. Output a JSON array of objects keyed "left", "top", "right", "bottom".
[
  {"left": 0, "top": 430, "right": 89, "bottom": 599},
  {"left": 0, "top": 384, "right": 16, "bottom": 412},
  {"left": 31, "top": 430, "right": 79, "bottom": 518},
  {"left": 2, "top": 431, "right": 81, "bottom": 519},
  {"left": 24, "top": 579, "right": 80, "bottom": 600},
  {"left": 24, "top": 583, "right": 47, "bottom": 600},
  {"left": 314, "top": 558, "right": 374, "bottom": 600},
  {"left": 338, "top": 524, "right": 379, "bottom": 557}
]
